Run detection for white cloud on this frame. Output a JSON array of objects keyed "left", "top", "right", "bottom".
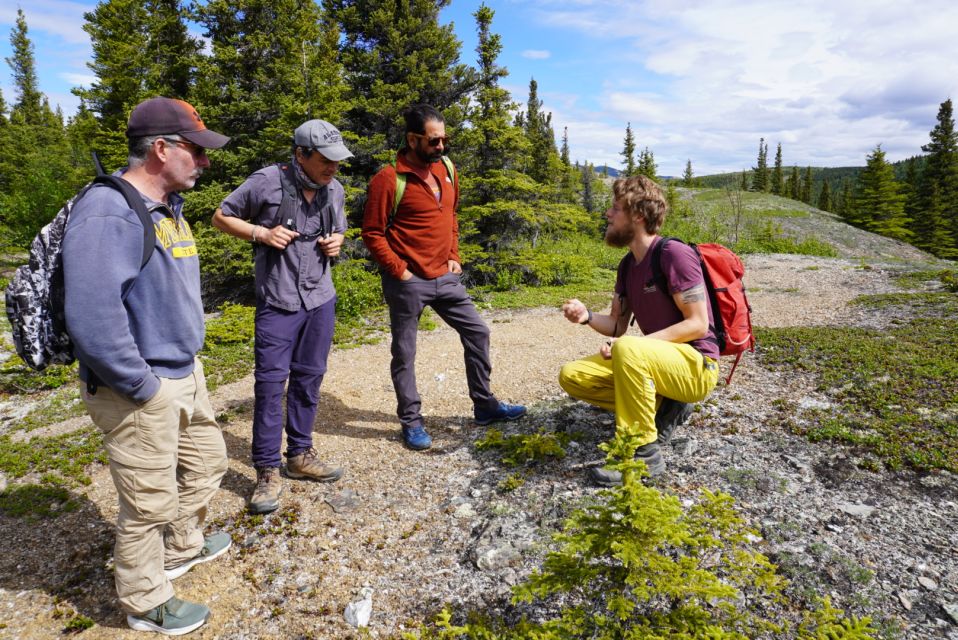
[
  {"left": 1, "top": 1, "right": 91, "bottom": 46},
  {"left": 520, "top": 0, "right": 958, "bottom": 174},
  {"left": 521, "top": 49, "right": 551, "bottom": 60},
  {"left": 61, "top": 72, "right": 97, "bottom": 87}
]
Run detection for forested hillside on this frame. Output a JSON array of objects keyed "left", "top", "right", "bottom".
[{"left": 692, "top": 104, "right": 958, "bottom": 260}]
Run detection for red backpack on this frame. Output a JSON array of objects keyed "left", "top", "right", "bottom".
[{"left": 650, "top": 238, "right": 755, "bottom": 384}]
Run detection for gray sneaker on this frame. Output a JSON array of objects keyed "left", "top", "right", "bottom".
[
  {"left": 249, "top": 467, "right": 282, "bottom": 514},
  {"left": 127, "top": 596, "right": 210, "bottom": 635},
  {"left": 655, "top": 398, "right": 694, "bottom": 445},
  {"left": 589, "top": 443, "right": 666, "bottom": 486},
  {"left": 165, "top": 531, "right": 232, "bottom": 581}
]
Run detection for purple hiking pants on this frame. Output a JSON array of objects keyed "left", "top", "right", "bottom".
[{"left": 251, "top": 297, "right": 335, "bottom": 469}]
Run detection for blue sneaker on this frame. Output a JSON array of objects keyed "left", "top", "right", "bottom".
[
  {"left": 474, "top": 402, "right": 527, "bottom": 426},
  {"left": 402, "top": 424, "right": 433, "bottom": 450}
]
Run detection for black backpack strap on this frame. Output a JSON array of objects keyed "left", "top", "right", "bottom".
[
  {"left": 92, "top": 174, "right": 156, "bottom": 269},
  {"left": 649, "top": 236, "right": 675, "bottom": 296}
]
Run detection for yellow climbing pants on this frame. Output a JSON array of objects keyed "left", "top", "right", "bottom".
[{"left": 558, "top": 336, "right": 719, "bottom": 446}]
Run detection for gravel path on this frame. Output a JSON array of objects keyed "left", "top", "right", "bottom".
[{"left": 1, "top": 253, "right": 956, "bottom": 639}]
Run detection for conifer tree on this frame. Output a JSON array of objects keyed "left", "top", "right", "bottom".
[
  {"left": 682, "top": 159, "right": 694, "bottom": 187},
  {"left": 519, "top": 78, "right": 559, "bottom": 183},
  {"left": 2, "top": 11, "right": 79, "bottom": 245},
  {"left": 77, "top": 0, "right": 203, "bottom": 169},
  {"left": 817, "top": 180, "right": 831, "bottom": 212},
  {"left": 638, "top": 147, "right": 657, "bottom": 180},
  {"left": 801, "top": 166, "right": 813, "bottom": 204},
  {"left": 771, "top": 143, "right": 784, "bottom": 195},
  {"left": 196, "top": 0, "right": 347, "bottom": 185},
  {"left": 326, "top": 0, "right": 476, "bottom": 181},
  {"left": 456, "top": 3, "right": 528, "bottom": 205},
  {"left": 836, "top": 178, "right": 852, "bottom": 218},
  {"left": 751, "top": 138, "right": 768, "bottom": 192},
  {"left": 740, "top": 171, "right": 748, "bottom": 191},
  {"left": 621, "top": 122, "right": 636, "bottom": 176},
  {"left": 789, "top": 166, "right": 801, "bottom": 200},
  {"left": 6, "top": 9, "right": 44, "bottom": 125},
  {"left": 581, "top": 162, "right": 595, "bottom": 213},
  {"left": 917, "top": 98, "right": 958, "bottom": 251},
  {"left": 851, "top": 145, "right": 910, "bottom": 240},
  {"left": 560, "top": 126, "right": 570, "bottom": 165}
]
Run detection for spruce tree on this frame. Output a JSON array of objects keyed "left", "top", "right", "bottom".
[
  {"left": 771, "top": 143, "right": 784, "bottom": 195},
  {"left": 789, "top": 166, "right": 801, "bottom": 200},
  {"left": 560, "top": 126, "right": 570, "bottom": 165},
  {"left": 751, "top": 138, "right": 768, "bottom": 192},
  {"left": 621, "top": 122, "right": 636, "bottom": 176},
  {"left": 326, "top": 0, "right": 476, "bottom": 181},
  {"left": 2, "top": 11, "right": 79, "bottom": 245},
  {"left": 918, "top": 98, "right": 958, "bottom": 251},
  {"left": 638, "top": 147, "right": 657, "bottom": 180},
  {"left": 817, "top": 180, "right": 831, "bottom": 212},
  {"left": 519, "top": 78, "right": 559, "bottom": 183},
  {"left": 581, "top": 162, "right": 595, "bottom": 213},
  {"left": 801, "top": 166, "right": 813, "bottom": 204},
  {"left": 196, "top": 0, "right": 347, "bottom": 185},
  {"left": 77, "top": 0, "right": 203, "bottom": 169},
  {"left": 6, "top": 9, "right": 44, "bottom": 125},
  {"left": 456, "top": 3, "right": 528, "bottom": 205},
  {"left": 682, "top": 160, "right": 694, "bottom": 187},
  {"left": 852, "top": 145, "right": 910, "bottom": 240}
]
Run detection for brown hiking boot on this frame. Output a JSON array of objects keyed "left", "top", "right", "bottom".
[
  {"left": 249, "top": 467, "right": 282, "bottom": 514},
  {"left": 286, "top": 448, "right": 343, "bottom": 482}
]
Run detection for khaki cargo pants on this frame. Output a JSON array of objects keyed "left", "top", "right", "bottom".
[{"left": 82, "top": 358, "right": 227, "bottom": 615}]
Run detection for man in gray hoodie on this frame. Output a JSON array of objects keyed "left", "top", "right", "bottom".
[{"left": 63, "top": 97, "right": 230, "bottom": 636}]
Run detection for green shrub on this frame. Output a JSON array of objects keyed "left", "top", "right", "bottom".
[
  {"left": 758, "top": 293, "right": 958, "bottom": 473},
  {"left": 475, "top": 428, "right": 569, "bottom": 466},
  {"left": 200, "top": 303, "right": 256, "bottom": 391},
  {"left": 332, "top": 259, "right": 384, "bottom": 322}
]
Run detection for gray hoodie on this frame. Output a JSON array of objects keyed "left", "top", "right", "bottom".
[{"left": 63, "top": 178, "right": 205, "bottom": 403}]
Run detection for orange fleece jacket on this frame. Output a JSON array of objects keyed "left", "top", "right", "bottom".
[{"left": 362, "top": 152, "right": 460, "bottom": 279}]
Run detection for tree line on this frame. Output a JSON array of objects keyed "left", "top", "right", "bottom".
[
  {"left": 707, "top": 102, "right": 958, "bottom": 258},
  {"left": 0, "top": 2, "right": 610, "bottom": 301}
]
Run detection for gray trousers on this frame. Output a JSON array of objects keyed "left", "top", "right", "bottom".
[{"left": 382, "top": 271, "right": 499, "bottom": 427}]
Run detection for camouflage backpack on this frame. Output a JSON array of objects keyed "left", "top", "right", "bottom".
[{"left": 4, "top": 170, "right": 155, "bottom": 371}]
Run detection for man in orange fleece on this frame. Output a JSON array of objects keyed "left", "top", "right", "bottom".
[{"left": 362, "top": 104, "right": 525, "bottom": 450}]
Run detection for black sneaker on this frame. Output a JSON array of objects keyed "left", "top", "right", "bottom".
[
  {"left": 589, "top": 443, "right": 666, "bottom": 486},
  {"left": 655, "top": 398, "right": 694, "bottom": 445}
]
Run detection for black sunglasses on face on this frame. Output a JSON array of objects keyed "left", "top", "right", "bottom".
[{"left": 411, "top": 132, "right": 450, "bottom": 147}]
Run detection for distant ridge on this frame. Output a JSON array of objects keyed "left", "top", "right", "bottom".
[{"left": 593, "top": 165, "right": 621, "bottom": 177}]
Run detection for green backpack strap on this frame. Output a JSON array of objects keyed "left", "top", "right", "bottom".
[{"left": 389, "top": 156, "right": 456, "bottom": 224}]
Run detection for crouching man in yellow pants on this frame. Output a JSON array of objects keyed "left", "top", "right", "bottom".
[{"left": 560, "top": 175, "right": 719, "bottom": 485}]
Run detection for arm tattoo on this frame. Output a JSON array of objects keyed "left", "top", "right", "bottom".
[{"left": 680, "top": 285, "right": 705, "bottom": 304}]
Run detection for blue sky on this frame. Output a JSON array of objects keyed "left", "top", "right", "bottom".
[{"left": 3, "top": 0, "right": 958, "bottom": 176}]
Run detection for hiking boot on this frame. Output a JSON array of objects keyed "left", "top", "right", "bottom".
[
  {"left": 286, "top": 448, "right": 343, "bottom": 482},
  {"left": 474, "top": 401, "right": 527, "bottom": 426},
  {"left": 402, "top": 423, "right": 433, "bottom": 450},
  {"left": 655, "top": 398, "right": 694, "bottom": 445},
  {"left": 588, "top": 442, "right": 666, "bottom": 487},
  {"left": 126, "top": 596, "right": 210, "bottom": 635},
  {"left": 165, "top": 532, "right": 232, "bottom": 581},
  {"left": 249, "top": 467, "right": 282, "bottom": 514}
]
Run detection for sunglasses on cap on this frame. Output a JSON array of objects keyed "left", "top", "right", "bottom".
[{"left": 410, "top": 132, "right": 450, "bottom": 147}]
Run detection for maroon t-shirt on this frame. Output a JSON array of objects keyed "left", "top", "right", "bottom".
[{"left": 613, "top": 237, "right": 720, "bottom": 360}]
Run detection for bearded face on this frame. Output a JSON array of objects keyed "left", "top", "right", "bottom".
[{"left": 604, "top": 200, "right": 637, "bottom": 247}]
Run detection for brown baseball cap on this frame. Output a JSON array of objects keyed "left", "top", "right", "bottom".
[{"left": 126, "top": 97, "right": 230, "bottom": 149}]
